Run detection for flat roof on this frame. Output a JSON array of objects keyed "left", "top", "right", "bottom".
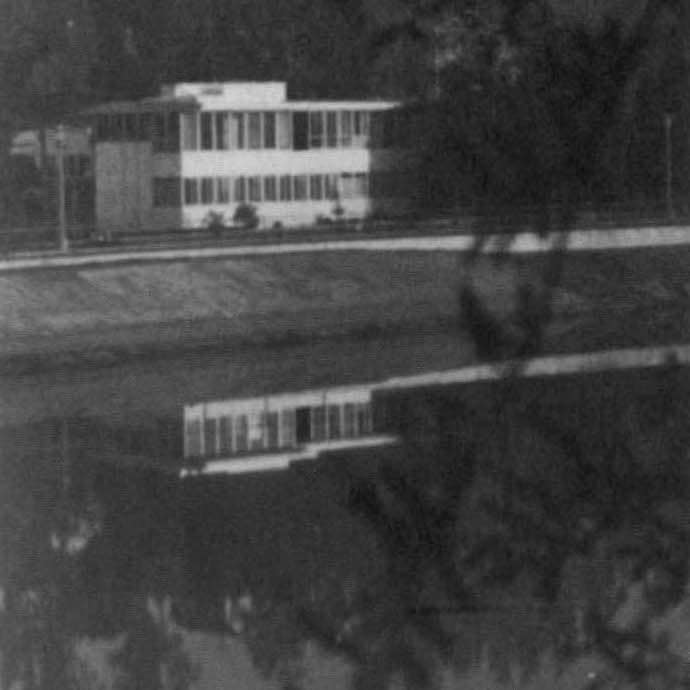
[{"left": 83, "top": 95, "right": 400, "bottom": 117}]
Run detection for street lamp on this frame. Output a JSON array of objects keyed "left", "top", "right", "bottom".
[{"left": 55, "top": 124, "right": 69, "bottom": 251}]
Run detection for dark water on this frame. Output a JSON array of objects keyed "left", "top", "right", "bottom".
[{"left": 2, "top": 334, "right": 690, "bottom": 689}]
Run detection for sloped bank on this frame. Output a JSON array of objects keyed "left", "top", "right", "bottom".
[{"left": 1, "top": 246, "right": 690, "bottom": 374}]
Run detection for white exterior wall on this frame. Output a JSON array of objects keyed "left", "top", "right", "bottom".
[{"left": 178, "top": 147, "right": 391, "bottom": 229}]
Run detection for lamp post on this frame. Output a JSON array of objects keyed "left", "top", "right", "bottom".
[
  {"left": 664, "top": 112, "right": 674, "bottom": 222},
  {"left": 55, "top": 124, "right": 69, "bottom": 251}
]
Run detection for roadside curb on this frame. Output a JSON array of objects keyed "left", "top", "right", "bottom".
[{"left": 2, "top": 225, "right": 690, "bottom": 271}]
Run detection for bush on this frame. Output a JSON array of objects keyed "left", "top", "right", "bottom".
[
  {"left": 203, "top": 210, "right": 227, "bottom": 237},
  {"left": 233, "top": 203, "right": 259, "bottom": 230}
]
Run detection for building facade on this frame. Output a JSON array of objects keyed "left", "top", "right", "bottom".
[{"left": 86, "top": 82, "right": 411, "bottom": 234}]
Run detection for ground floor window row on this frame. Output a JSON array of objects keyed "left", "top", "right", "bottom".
[
  {"left": 185, "top": 401, "right": 373, "bottom": 458},
  {"left": 153, "top": 172, "right": 410, "bottom": 208}
]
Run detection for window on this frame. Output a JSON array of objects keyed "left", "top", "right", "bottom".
[
  {"left": 230, "top": 113, "right": 245, "bottom": 148},
  {"left": 309, "top": 175, "right": 323, "bottom": 201},
  {"left": 340, "top": 172, "right": 355, "bottom": 199},
  {"left": 277, "top": 112, "right": 291, "bottom": 148},
  {"left": 235, "top": 415, "right": 248, "bottom": 452},
  {"left": 185, "top": 419, "right": 202, "bottom": 457},
  {"left": 219, "top": 416, "right": 233, "bottom": 454},
  {"left": 181, "top": 113, "right": 198, "bottom": 150},
  {"left": 204, "top": 417, "right": 217, "bottom": 456},
  {"left": 327, "top": 405, "right": 341, "bottom": 439},
  {"left": 312, "top": 406, "right": 326, "bottom": 442},
  {"left": 292, "top": 112, "right": 308, "bottom": 150},
  {"left": 201, "top": 177, "right": 214, "bottom": 204},
  {"left": 264, "top": 176, "right": 277, "bottom": 202},
  {"left": 340, "top": 111, "right": 352, "bottom": 147},
  {"left": 354, "top": 172, "right": 368, "bottom": 197},
  {"left": 263, "top": 112, "right": 276, "bottom": 148},
  {"left": 152, "top": 114, "right": 165, "bottom": 150},
  {"left": 124, "top": 114, "right": 137, "bottom": 140},
  {"left": 201, "top": 112, "right": 214, "bottom": 150},
  {"left": 184, "top": 178, "right": 199, "bottom": 205},
  {"left": 357, "top": 403, "right": 372, "bottom": 434},
  {"left": 354, "top": 111, "right": 369, "bottom": 136},
  {"left": 293, "top": 175, "right": 307, "bottom": 201},
  {"left": 234, "top": 176, "right": 246, "bottom": 203},
  {"left": 216, "top": 177, "right": 230, "bottom": 203},
  {"left": 309, "top": 111, "right": 323, "bottom": 148},
  {"left": 153, "top": 112, "right": 180, "bottom": 152},
  {"left": 344, "top": 403, "right": 356, "bottom": 437},
  {"left": 215, "top": 112, "right": 229, "bottom": 150},
  {"left": 279, "top": 175, "right": 292, "bottom": 201},
  {"left": 138, "top": 114, "right": 151, "bottom": 141},
  {"left": 153, "top": 177, "right": 181, "bottom": 207},
  {"left": 248, "top": 112, "right": 261, "bottom": 149},
  {"left": 324, "top": 174, "right": 339, "bottom": 200},
  {"left": 248, "top": 176, "right": 262, "bottom": 202},
  {"left": 266, "top": 411, "right": 279, "bottom": 449},
  {"left": 249, "top": 412, "right": 265, "bottom": 450},
  {"left": 281, "top": 409, "right": 296, "bottom": 447},
  {"left": 112, "top": 115, "right": 125, "bottom": 141},
  {"left": 326, "top": 112, "right": 338, "bottom": 148}
]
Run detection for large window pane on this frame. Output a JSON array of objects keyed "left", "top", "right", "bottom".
[
  {"left": 266, "top": 411, "right": 279, "bottom": 449},
  {"left": 264, "top": 176, "right": 277, "bottom": 201},
  {"left": 344, "top": 403, "right": 356, "bottom": 437},
  {"left": 292, "top": 112, "right": 308, "bottom": 150},
  {"left": 293, "top": 175, "right": 307, "bottom": 201},
  {"left": 216, "top": 177, "right": 230, "bottom": 203},
  {"left": 184, "top": 178, "right": 198, "bottom": 205},
  {"left": 277, "top": 111, "right": 291, "bottom": 149},
  {"left": 219, "top": 416, "right": 233, "bottom": 454},
  {"left": 310, "top": 175, "right": 323, "bottom": 201},
  {"left": 279, "top": 175, "right": 292, "bottom": 201},
  {"left": 230, "top": 113, "right": 244, "bottom": 148},
  {"left": 185, "top": 419, "right": 202, "bottom": 457},
  {"left": 181, "top": 112, "right": 198, "bottom": 150},
  {"left": 234, "top": 176, "right": 246, "bottom": 202},
  {"left": 327, "top": 405, "right": 341, "bottom": 439},
  {"left": 357, "top": 403, "right": 372, "bottom": 434},
  {"left": 280, "top": 409, "right": 295, "bottom": 447},
  {"left": 166, "top": 112, "right": 180, "bottom": 152},
  {"left": 326, "top": 111, "right": 337, "bottom": 147},
  {"left": 263, "top": 112, "right": 276, "bottom": 148},
  {"left": 248, "top": 112, "right": 261, "bottom": 149},
  {"left": 201, "top": 177, "right": 214, "bottom": 204},
  {"left": 204, "top": 417, "right": 217, "bottom": 456},
  {"left": 312, "top": 406, "right": 326, "bottom": 442},
  {"left": 215, "top": 112, "right": 229, "bottom": 150},
  {"left": 355, "top": 172, "right": 368, "bottom": 197},
  {"left": 248, "top": 176, "right": 262, "bottom": 202},
  {"left": 324, "top": 174, "right": 339, "bottom": 200},
  {"left": 235, "top": 415, "right": 248, "bottom": 452},
  {"left": 309, "top": 111, "right": 323, "bottom": 148},
  {"left": 201, "top": 112, "right": 213, "bottom": 150}
]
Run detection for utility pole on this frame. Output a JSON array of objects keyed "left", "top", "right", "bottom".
[
  {"left": 56, "top": 124, "right": 69, "bottom": 251},
  {"left": 664, "top": 112, "right": 674, "bottom": 222}
]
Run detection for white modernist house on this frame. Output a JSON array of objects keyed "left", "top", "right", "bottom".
[
  {"left": 181, "top": 383, "right": 398, "bottom": 476},
  {"left": 86, "top": 81, "right": 409, "bottom": 234}
]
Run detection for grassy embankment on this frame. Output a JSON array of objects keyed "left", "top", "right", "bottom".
[{"left": 1, "top": 247, "right": 690, "bottom": 373}]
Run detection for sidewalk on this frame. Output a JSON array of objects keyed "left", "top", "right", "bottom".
[{"left": 3, "top": 225, "right": 690, "bottom": 271}]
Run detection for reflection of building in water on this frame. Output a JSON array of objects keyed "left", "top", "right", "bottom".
[{"left": 182, "top": 384, "right": 398, "bottom": 476}]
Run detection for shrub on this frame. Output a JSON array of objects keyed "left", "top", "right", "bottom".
[
  {"left": 233, "top": 203, "right": 259, "bottom": 230},
  {"left": 203, "top": 210, "right": 227, "bottom": 237}
]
